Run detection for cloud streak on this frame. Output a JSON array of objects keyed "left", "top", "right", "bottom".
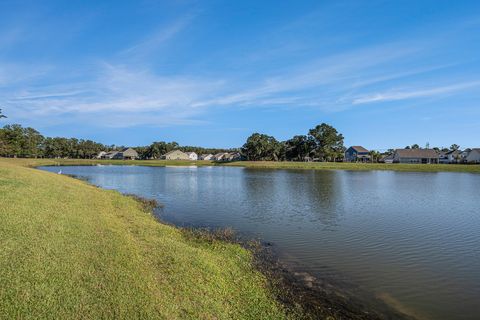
[{"left": 352, "top": 81, "right": 480, "bottom": 105}]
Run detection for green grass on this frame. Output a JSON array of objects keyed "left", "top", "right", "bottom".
[
  {"left": 0, "top": 159, "right": 287, "bottom": 319},
  {"left": 223, "top": 160, "right": 480, "bottom": 173},
  {"left": 3, "top": 157, "right": 479, "bottom": 173}
]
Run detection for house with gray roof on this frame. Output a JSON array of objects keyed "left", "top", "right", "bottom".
[
  {"left": 344, "top": 146, "right": 370, "bottom": 162},
  {"left": 112, "top": 148, "right": 139, "bottom": 160},
  {"left": 102, "top": 151, "right": 119, "bottom": 159},
  {"left": 393, "top": 149, "right": 439, "bottom": 164},
  {"left": 465, "top": 148, "right": 480, "bottom": 163}
]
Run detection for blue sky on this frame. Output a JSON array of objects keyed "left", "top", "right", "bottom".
[{"left": 1, "top": 0, "right": 479, "bottom": 150}]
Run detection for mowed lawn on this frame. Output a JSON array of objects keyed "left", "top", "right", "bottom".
[{"left": 0, "top": 159, "right": 286, "bottom": 319}]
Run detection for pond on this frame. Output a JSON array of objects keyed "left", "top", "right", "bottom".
[{"left": 39, "top": 165, "right": 480, "bottom": 320}]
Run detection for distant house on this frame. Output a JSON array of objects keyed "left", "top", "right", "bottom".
[
  {"left": 185, "top": 152, "right": 198, "bottom": 161},
  {"left": 200, "top": 154, "right": 215, "bottom": 160},
  {"left": 438, "top": 151, "right": 449, "bottom": 164},
  {"left": 161, "top": 150, "right": 189, "bottom": 160},
  {"left": 344, "top": 146, "right": 370, "bottom": 162},
  {"left": 224, "top": 152, "right": 242, "bottom": 161},
  {"left": 459, "top": 149, "right": 471, "bottom": 163},
  {"left": 199, "top": 154, "right": 214, "bottom": 160},
  {"left": 465, "top": 148, "right": 480, "bottom": 163},
  {"left": 96, "top": 151, "right": 107, "bottom": 159},
  {"left": 102, "top": 151, "right": 119, "bottom": 159},
  {"left": 380, "top": 153, "right": 394, "bottom": 164},
  {"left": 213, "top": 153, "right": 228, "bottom": 161},
  {"left": 393, "top": 149, "right": 439, "bottom": 164},
  {"left": 113, "top": 148, "right": 139, "bottom": 160},
  {"left": 445, "top": 150, "right": 462, "bottom": 164}
]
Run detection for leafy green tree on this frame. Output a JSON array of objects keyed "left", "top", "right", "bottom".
[
  {"left": 285, "top": 135, "right": 315, "bottom": 161},
  {"left": 241, "top": 133, "right": 283, "bottom": 161},
  {"left": 308, "top": 123, "right": 345, "bottom": 161},
  {"left": 368, "top": 150, "right": 381, "bottom": 163},
  {"left": 22, "top": 127, "right": 44, "bottom": 158},
  {"left": 144, "top": 141, "right": 179, "bottom": 159},
  {"left": 1, "top": 124, "right": 24, "bottom": 157},
  {"left": 411, "top": 144, "right": 420, "bottom": 149}
]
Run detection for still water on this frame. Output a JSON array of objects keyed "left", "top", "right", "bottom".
[{"left": 40, "top": 165, "right": 480, "bottom": 320}]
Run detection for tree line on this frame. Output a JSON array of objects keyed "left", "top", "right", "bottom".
[
  {"left": 241, "top": 123, "right": 345, "bottom": 161},
  {"left": 0, "top": 118, "right": 345, "bottom": 162},
  {"left": 0, "top": 109, "right": 461, "bottom": 162},
  {"left": 0, "top": 123, "right": 233, "bottom": 159}
]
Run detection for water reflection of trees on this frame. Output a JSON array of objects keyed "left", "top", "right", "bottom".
[
  {"left": 240, "top": 169, "right": 342, "bottom": 227},
  {"left": 307, "top": 170, "right": 341, "bottom": 226}
]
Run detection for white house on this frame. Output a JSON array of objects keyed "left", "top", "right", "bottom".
[
  {"left": 186, "top": 152, "right": 198, "bottom": 161},
  {"left": 96, "top": 151, "right": 107, "bottom": 159},
  {"left": 445, "top": 150, "right": 461, "bottom": 163},
  {"left": 465, "top": 148, "right": 480, "bottom": 163},
  {"left": 213, "top": 153, "right": 228, "bottom": 161},
  {"left": 200, "top": 154, "right": 213, "bottom": 160}
]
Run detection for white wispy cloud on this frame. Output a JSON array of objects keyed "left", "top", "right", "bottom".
[
  {"left": 2, "top": 63, "right": 223, "bottom": 126},
  {"left": 120, "top": 15, "right": 194, "bottom": 58},
  {"left": 352, "top": 81, "right": 480, "bottom": 105}
]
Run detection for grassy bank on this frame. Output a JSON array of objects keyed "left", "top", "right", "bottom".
[
  {"left": 224, "top": 161, "right": 480, "bottom": 173},
  {"left": 0, "top": 159, "right": 287, "bottom": 319},
  {"left": 3, "top": 157, "right": 480, "bottom": 173}
]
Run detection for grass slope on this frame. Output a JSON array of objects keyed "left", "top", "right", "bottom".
[
  {"left": 0, "top": 159, "right": 286, "bottom": 319},
  {"left": 3, "top": 157, "right": 480, "bottom": 173}
]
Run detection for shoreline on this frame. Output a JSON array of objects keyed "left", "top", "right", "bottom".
[
  {"left": 42, "top": 163, "right": 414, "bottom": 319},
  {"left": 113, "top": 192, "right": 414, "bottom": 320}
]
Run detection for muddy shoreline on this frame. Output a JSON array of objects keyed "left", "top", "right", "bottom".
[{"left": 179, "top": 225, "right": 413, "bottom": 320}]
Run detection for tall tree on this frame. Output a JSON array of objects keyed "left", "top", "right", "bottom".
[
  {"left": 368, "top": 150, "right": 381, "bottom": 163},
  {"left": 308, "top": 123, "right": 345, "bottom": 161},
  {"left": 241, "top": 133, "right": 283, "bottom": 161},
  {"left": 285, "top": 135, "right": 315, "bottom": 161},
  {"left": 144, "top": 141, "right": 179, "bottom": 159}
]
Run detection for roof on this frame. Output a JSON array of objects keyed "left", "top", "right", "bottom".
[
  {"left": 445, "top": 149, "right": 461, "bottom": 155},
  {"left": 349, "top": 146, "right": 369, "bottom": 153},
  {"left": 163, "top": 150, "right": 186, "bottom": 156},
  {"left": 394, "top": 149, "right": 438, "bottom": 158},
  {"left": 186, "top": 152, "right": 197, "bottom": 156}
]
